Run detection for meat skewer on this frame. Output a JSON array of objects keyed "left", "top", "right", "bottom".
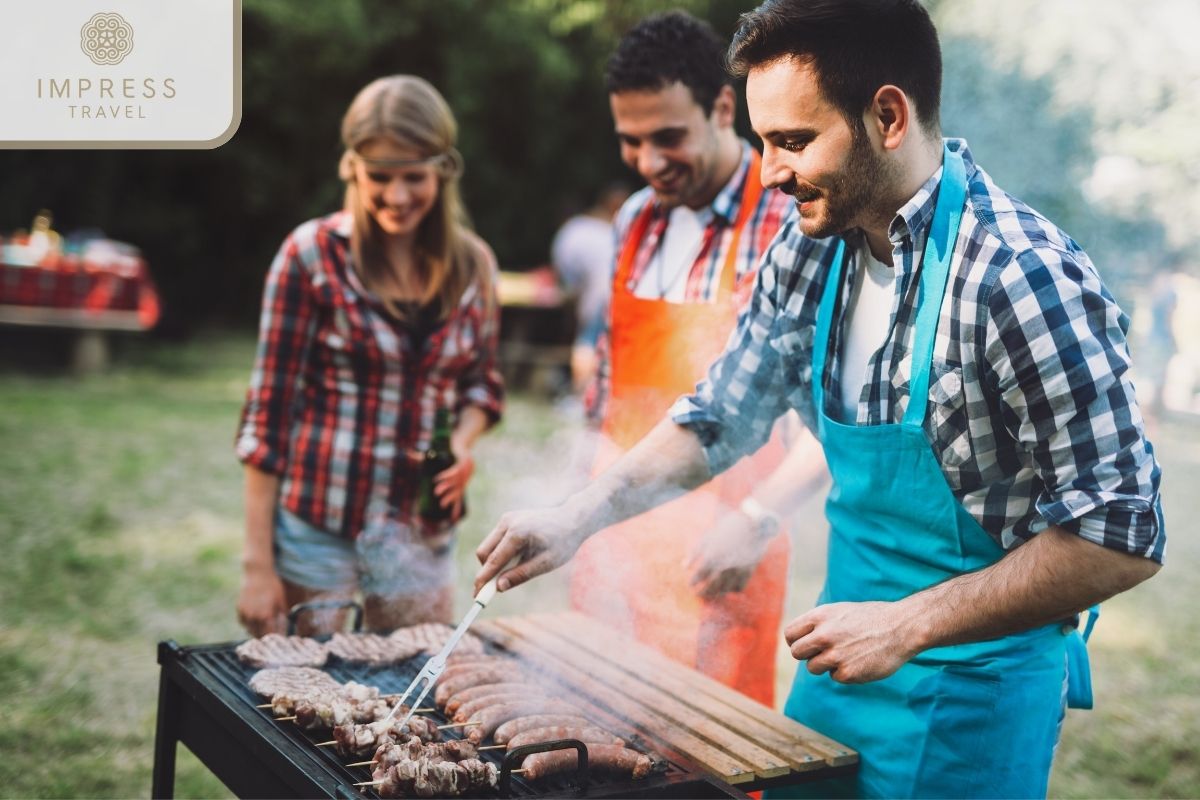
[
  {"left": 361, "top": 735, "right": 499, "bottom": 798},
  {"left": 370, "top": 736, "right": 480, "bottom": 768},
  {"left": 331, "top": 716, "right": 442, "bottom": 758}
]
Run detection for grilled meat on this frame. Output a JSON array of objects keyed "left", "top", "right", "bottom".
[
  {"left": 327, "top": 632, "right": 424, "bottom": 665},
  {"left": 493, "top": 715, "right": 594, "bottom": 745},
  {"left": 507, "top": 725, "right": 625, "bottom": 749},
  {"left": 520, "top": 744, "right": 652, "bottom": 780},
  {"left": 236, "top": 634, "right": 328, "bottom": 668}
]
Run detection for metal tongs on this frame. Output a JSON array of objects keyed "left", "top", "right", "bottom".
[{"left": 380, "top": 561, "right": 513, "bottom": 729}]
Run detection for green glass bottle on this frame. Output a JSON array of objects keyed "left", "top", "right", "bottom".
[{"left": 417, "top": 408, "right": 458, "bottom": 523}]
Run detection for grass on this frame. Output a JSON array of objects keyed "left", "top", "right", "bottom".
[{"left": 0, "top": 332, "right": 1196, "bottom": 797}]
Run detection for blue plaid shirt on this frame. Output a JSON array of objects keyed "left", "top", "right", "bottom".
[{"left": 670, "top": 139, "right": 1165, "bottom": 562}]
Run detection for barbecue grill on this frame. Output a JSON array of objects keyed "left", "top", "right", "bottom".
[{"left": 152, "top": 611, "right": 856, "bottom": 799}]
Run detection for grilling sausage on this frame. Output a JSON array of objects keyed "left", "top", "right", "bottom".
[
  {"left": 466, "top": 699, "right": 586, "bottom": 743},
  {"left": 507, "top": 726, "right": 625, "bottom": 749},
  {"left": 520, "top": 745, "right": 652, "bottom": 780},
  {"left": 443, "top": 682, "right": 547, "bottom": 715},
  {"left": 494, "top": 715, "right": 594, "bottom": 744},
  {"left": 455, "top": 692, "right": 561, "bottom": 724},
  {"left": 434, "top": 666, "right": 520, "bottom": 704}
]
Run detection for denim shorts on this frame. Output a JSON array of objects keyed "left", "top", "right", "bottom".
[{"left": 274, "top": 509, "right": 455, "bottom": 597}]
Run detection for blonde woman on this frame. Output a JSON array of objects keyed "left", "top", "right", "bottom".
[{"left": 235, "top": 76, "right": 503, "bottom": 636}]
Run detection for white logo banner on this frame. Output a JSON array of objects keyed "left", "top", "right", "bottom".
[{"left": 0, "top": 0, "right": 241, "bottom": 148}]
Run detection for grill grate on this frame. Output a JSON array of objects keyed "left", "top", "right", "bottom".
[{"left": 180, "top": 641, "right": 707, "bottom": 799}]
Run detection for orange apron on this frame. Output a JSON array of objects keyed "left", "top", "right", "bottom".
[{"left": 569, "top": 154, "right": 789, "bottom": 705}]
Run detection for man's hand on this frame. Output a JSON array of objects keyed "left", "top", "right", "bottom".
[
  {"left": 784, "top": 601, "right": 925, "bottom": 684},
  {"left": 474, "top": 506, "right": 589, "bottom": 594},
  {"left": 686, "top": 509, "right": 774, "bottom": 599},
  {"left": 237, "top": 563, "right": 287, "bottom": 637}
]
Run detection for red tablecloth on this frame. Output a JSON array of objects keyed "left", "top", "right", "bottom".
[{"left": 0, "top": 259, "right": 160, "bottom": 330}]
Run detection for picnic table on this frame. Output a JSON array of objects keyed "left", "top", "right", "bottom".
[
  {"left": 498, "top": 266, "right": 576, "bottom": 393},
  {"left": 0, "top": 243, "right": 161, "bottom": 371}
]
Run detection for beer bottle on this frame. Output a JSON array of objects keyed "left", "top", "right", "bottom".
[{"left": 417, "top": 408, "right": 458, "bottom": 523}]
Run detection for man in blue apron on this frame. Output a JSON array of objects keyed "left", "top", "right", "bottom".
[{"left": 476, "top": 1, "right": 1165, "bottom": 797}]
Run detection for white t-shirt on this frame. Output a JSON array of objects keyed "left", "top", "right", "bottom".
[
  {"left": 633, "top": 205, "right": 713, "bottom": 302},
  {"left": 838, "top": 241, "right": 895, "bottom": 420},
  {"left": 551, "top": 214, "right": 615, "bottom": 330}
]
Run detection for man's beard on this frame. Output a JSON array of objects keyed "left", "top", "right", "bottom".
[{"left": 786, "top": 124, "right": 895, "bottom": 240}]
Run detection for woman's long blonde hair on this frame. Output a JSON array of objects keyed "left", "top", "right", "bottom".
[{"left": 338, "top": 75, "right": 487, "bottom": 319}]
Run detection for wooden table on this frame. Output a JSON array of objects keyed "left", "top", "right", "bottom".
[
  {"left": 476, "top": 611, "right": 858, "bottom": 790},
  {"left": 0, "top": 259, "right": 159, "bottom": 371}
]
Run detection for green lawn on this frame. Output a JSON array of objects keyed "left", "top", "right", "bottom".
[{"left": 0, "top": 333, "right": 1195, "bottom": 798}]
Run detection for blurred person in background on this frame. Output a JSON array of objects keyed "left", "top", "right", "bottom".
[
  {"left": 551, "top": 182, "right": 629, "bottom": 391},
  {"left": 1142, "top": 269, "right": 1178, "bottom": 429},
  {"left": 477, "top": 1, "right": 1164, "bottom": 796},
  {"left": 235, "top": 75, "right": 503, "bottom": 637},
  {"left": 573, "top": 10, "right": 825, "bottom": 707}
]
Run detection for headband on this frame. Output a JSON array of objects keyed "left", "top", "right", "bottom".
[{"left": 347, "top": 148, "right": 463, "bottom": 178}]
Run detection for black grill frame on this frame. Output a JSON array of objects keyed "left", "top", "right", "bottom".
[{"left": 152, "top": 639, "right": 753, "bottom": 799}]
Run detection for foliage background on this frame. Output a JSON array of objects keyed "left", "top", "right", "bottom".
[{"left": 0, "top": 0, "right": 1195, "bottom": 334}]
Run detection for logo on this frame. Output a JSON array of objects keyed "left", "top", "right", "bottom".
[
  {"left": 80, "top": 12, "right": 134, "bottom": 66},
  {"left": 1, "top": 0, "right": 241, "bottom": 148}
]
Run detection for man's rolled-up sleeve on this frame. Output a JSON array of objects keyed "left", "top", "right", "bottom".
[
  {"left": 669, "top": 231, "right": 799, "bottom": 476},
  {"left": 984, "top": 246, "right": 1165, "bottom": 563}
]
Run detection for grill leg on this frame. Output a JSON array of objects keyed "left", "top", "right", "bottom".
[{"left": 152, "top": 669, "right": 180, "bottom": 799}]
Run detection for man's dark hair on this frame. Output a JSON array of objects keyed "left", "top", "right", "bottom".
[
  {"left": 605, "top": 10, "right": 732, "bottom": 115},
  {"left": 727, "top": 0, "right": 942, "bottom": 133}
]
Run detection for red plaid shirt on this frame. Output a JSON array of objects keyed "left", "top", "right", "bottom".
[{"left": 236, "top": 211, "right": 504, "bottom": 540}]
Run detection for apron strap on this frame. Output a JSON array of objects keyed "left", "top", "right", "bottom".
[
  {"left": 811, "top": 239, "right": 847, "bottom": 423},
  {"left": 716, "top": 149, "right": 764, "bottom": 300},
  {"left": 613, "top": 202, "right": 657, "bottom": 295},
  {"left": 902, "top": 144, "right": 968, "bottom": 428}
]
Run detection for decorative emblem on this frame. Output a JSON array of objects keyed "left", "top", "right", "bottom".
[{"left": 80, "top": 12, "right": 134, "bottom": 66}]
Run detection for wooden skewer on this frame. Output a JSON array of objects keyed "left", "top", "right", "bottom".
[
  {"left": 511, "top": 768, "right": 527, "bottom": 775},
  {"left": 478, "top": 744, "right": 506, "bottom": 751},
  {"left": 256, "top": 703, "right": 272, "bottom": 708},
  {"left": 276, "top": 715, "right": 297, "bottom": 721},
  {"left": 345, "top": 760, "right": 375, "bottom": 768},
  {"left": 436, "top": 721, "right": 480, "bottom": 729},
  {"left": 354, "top": 779, "right": 385, "bottom": 787},
  {"left": 316, "top": 740, "right": 337, "bottom": 747}
]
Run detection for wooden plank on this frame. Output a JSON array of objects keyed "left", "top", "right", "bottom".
[
  {"left": 532, "top": 612, "right": 842, "bottom": 772},
  {"left": 476, "top": 620, "right": 759, "bottom": 785},
  {"left": 482, "top": 618, "right": 786, "bottom": 783},
  {"left": 540, "top": 611, "right": 857, "bottom": 768}
]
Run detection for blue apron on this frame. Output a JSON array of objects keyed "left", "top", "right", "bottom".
[{"left": 774, "top": 144, "right": 1094, "bottom": 799}]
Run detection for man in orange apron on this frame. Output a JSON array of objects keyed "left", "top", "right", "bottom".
[{"left": 571, "top": 10, "right": 810, "bottom": 706}]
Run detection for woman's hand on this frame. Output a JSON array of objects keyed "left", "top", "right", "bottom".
[
  {"left": 237, "top": 563, "right": 287, "bottom": 637},
  {"left": 433, "top": 435, "right": 475, "bottom": 521}
]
